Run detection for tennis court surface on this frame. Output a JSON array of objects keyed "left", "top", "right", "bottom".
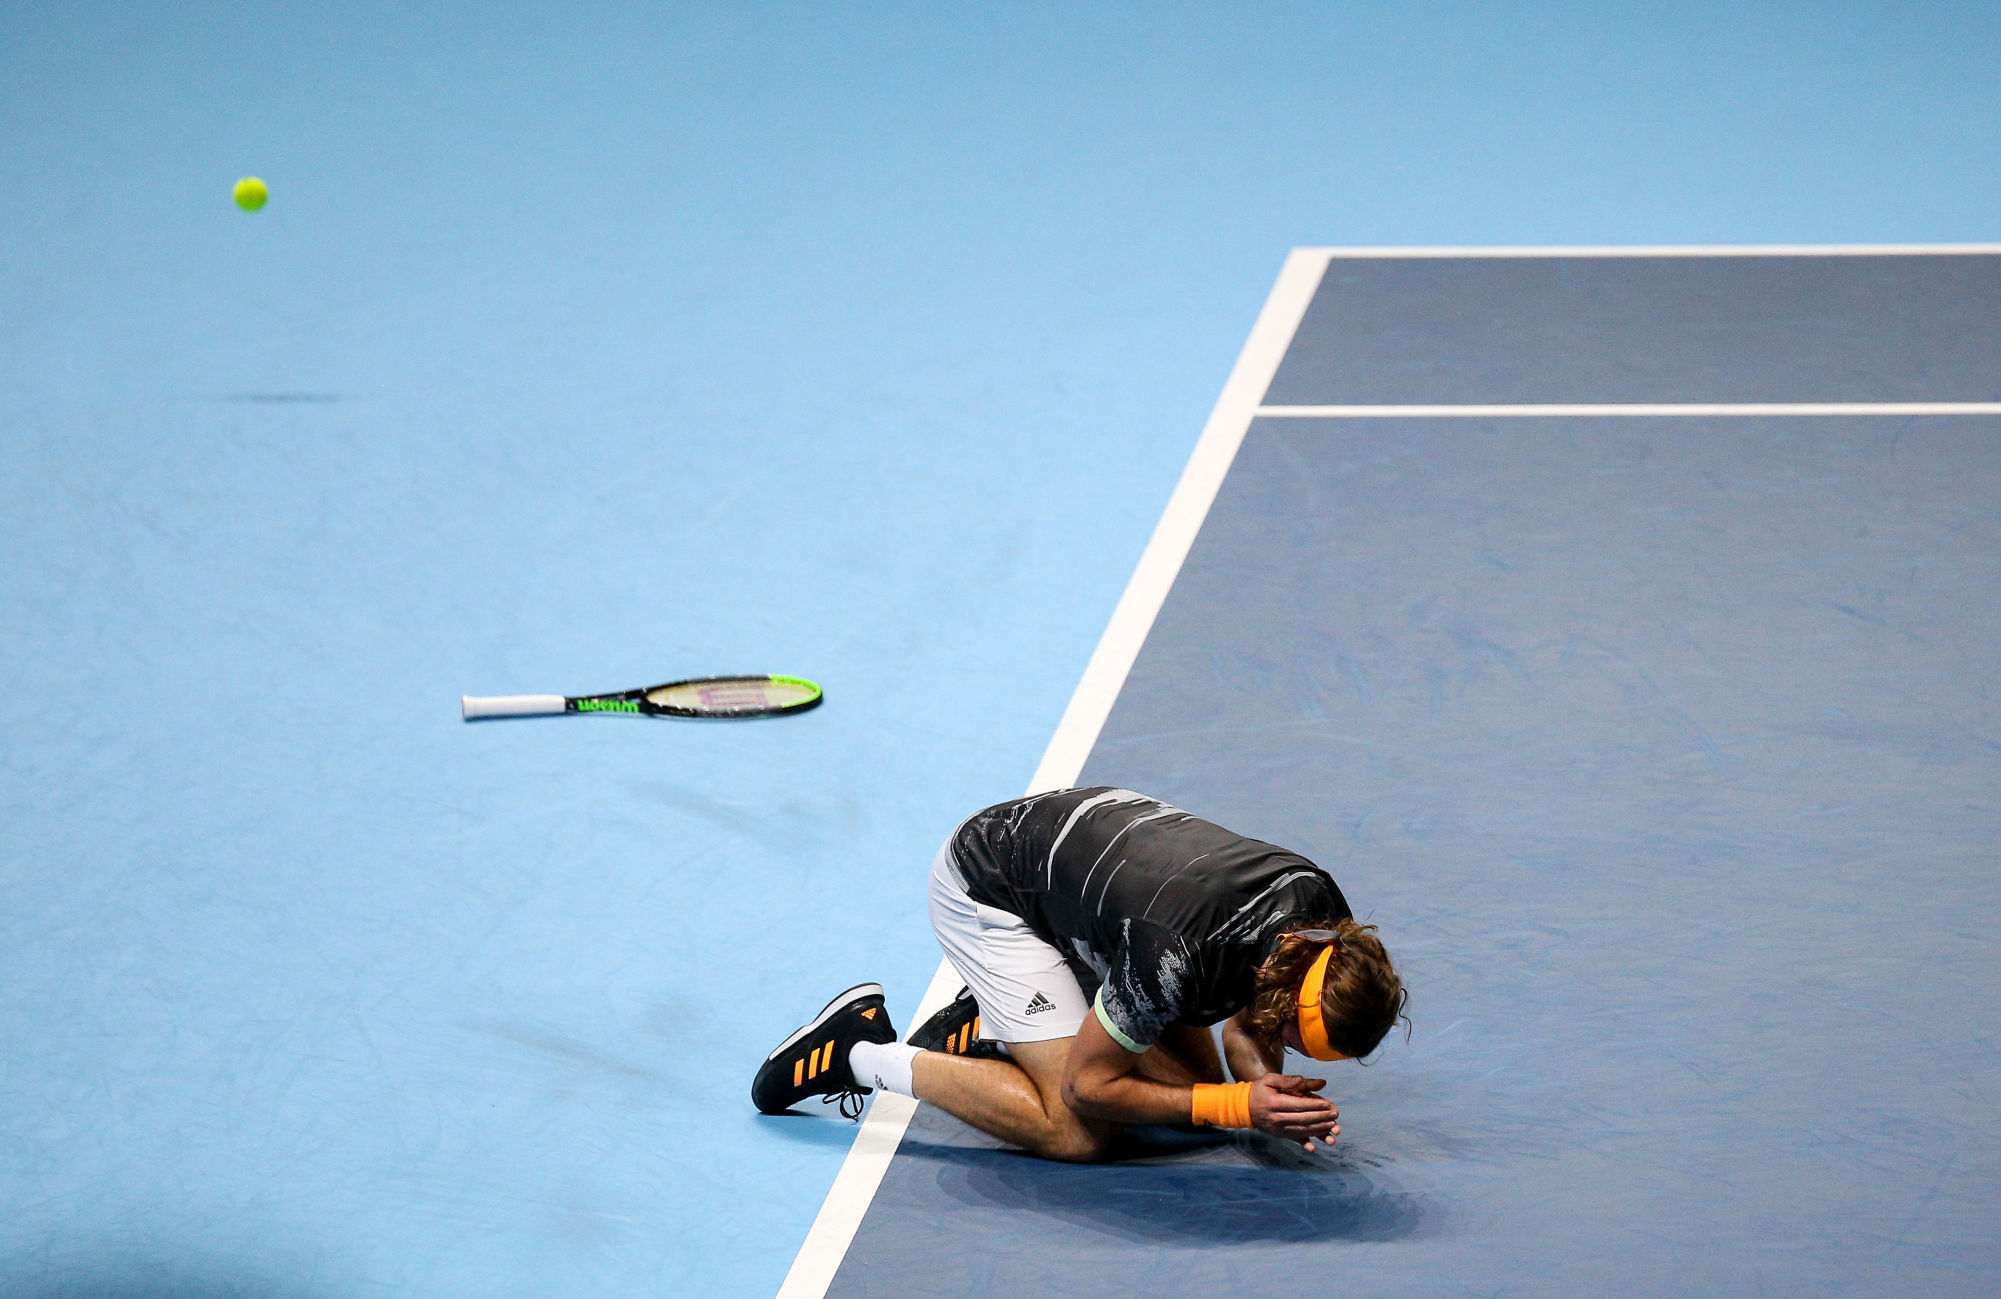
[{"left": 789, "top": 247, "right": 2001, "bottom": 1296}]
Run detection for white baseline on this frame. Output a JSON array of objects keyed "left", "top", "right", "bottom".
[{"left": 773, "top": 247, "right": 1330, "bottom": 1299}]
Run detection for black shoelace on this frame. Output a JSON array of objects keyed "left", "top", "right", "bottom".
[{"left": 823, "top": 1086, "right": 869, "bottom": 1122}]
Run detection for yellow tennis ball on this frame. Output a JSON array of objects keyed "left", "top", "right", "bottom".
[{"left": 233, "top": 177, "right": 268, "bottom": 211}]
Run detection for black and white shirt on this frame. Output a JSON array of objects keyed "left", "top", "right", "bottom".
[{"left": 949, "top": 787, "right": 1350, "bottom": 1051}]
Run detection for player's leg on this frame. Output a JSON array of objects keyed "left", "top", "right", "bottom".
[
  {"left": 753, "top": 839, "right": 1205, "bottom": 1159},
  {"left": 908, "top": 1038, "right": 1114, "bottom": 1163},
  {"left": 902, "top": 1016, "right": 1216, "bottom": 1156}
]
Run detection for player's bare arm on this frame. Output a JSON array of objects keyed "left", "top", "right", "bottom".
[
  {"left": 1064, "top": 1009, "right": 1342, "bottom": 1151},
  {"left": 1222, "top": 1006, "right": 1283, "bottom": 1082}
]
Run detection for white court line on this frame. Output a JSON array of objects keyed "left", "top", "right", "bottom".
[
  {"left": 772, "top": 247, "right": 1331, "bottom": 1299},
  {"left": 1308, "top": 243, "right": 2001, "bottom": 257},
  {"left": 1257, "top": 403, "right": 2001, "bottom": 418}
]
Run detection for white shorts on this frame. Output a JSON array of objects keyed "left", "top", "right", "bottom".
[{"left": 927, "top": 839, "right": 1093, "bottom": 1044}]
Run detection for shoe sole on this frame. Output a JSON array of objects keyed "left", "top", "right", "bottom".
[{"left": 764, "top": 982, "right": 885, "bottom": 1061}]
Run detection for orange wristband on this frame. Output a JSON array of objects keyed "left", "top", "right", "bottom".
[{"left": 1190, "top": 1081, "right": 1253, "bottom": 1129}]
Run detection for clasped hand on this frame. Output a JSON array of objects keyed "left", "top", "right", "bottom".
[{"left": 1249, "top": 1073, "right": 1339, "bottom": 1151}]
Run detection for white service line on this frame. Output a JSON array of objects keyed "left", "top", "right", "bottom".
[
  {"left": 1257, "top": 403, "right": 2001, "bottom": 418},
  {"left": 773, "top": 246, "right": 1332, "bottom": 1299}
]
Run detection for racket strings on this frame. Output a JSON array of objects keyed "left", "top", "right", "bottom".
[{"left": 644, "top": 676, "right": 820, "bottom": 716}]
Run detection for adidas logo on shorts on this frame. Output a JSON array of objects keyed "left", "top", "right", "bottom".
[{"left": 1025, "top": 992, "right": 1056, "bottom": 1015}]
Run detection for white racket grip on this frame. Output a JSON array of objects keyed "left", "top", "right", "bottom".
[{"left": 461, "top": 693, "right": 568, "bottom": 720}]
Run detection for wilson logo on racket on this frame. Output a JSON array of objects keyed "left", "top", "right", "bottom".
[{"left": 575, "top": 699, "right": 642, "bottom": 712}]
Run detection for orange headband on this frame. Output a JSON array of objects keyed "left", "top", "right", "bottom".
[{"left": 1295, "top": 943, "right": 1343, "bottom": 1061}]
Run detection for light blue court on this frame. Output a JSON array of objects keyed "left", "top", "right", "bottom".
[{"left": 4, "top": 6, "right": 1999, "bottom": 1297}]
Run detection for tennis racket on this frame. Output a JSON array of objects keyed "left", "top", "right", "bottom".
[{"left": 462, "top": 675, "right": 823, "bottom": 721}]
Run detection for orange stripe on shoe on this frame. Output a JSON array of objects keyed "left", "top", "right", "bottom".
[{"left": 793, "top": 1059, "right": 804, "bottom": 1087}]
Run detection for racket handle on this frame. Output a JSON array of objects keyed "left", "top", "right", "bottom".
[{"left": 461, "top": 693, "right": 568, "bottom": 720}]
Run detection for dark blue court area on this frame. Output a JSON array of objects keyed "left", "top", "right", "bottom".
[{"left": 826, "top": 252, "right": 2001, "bottom": 1295}]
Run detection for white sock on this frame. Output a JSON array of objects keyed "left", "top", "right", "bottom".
[{"left": 848, "top": 1040, "right": 919, "bottom": 1097}]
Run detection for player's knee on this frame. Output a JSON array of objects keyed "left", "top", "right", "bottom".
[
  {"left": 1029, "top": 1104, "right": 1115, "bottom": 1163},
  {"left": 1033, "top": 1123, "right": 1113, "bottom": 1163}
]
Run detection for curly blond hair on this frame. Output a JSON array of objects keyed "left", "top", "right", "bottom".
[{"left": 1245, "top": 918, "right": 1406, "bottom": 1059}]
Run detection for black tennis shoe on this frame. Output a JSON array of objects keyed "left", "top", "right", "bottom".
[
  {"left": 752, "top": 983, "right": 898, "bottom": 1119},
  {"left": 908, "top": 986, "right": 1003, "bottom": 1059}
]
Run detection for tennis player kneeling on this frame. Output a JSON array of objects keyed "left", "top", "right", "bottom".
[{"left": 751, "top": 788, "right": 1406, "bottom": 1161}]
